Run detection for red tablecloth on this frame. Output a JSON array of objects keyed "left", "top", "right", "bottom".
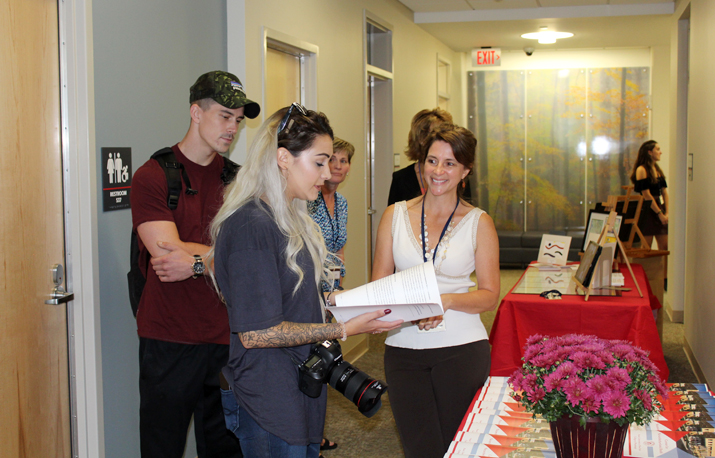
[{"left": 489, "top": 263, "right": 669, "bottom": 381}]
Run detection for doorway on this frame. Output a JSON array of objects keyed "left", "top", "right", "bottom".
[
  {"left": 263, "top": 29, "right": 318, "bottom": 116},
  {"left": 675, "top": 6, "right": 691, "bottom": 324},
  {"left": 364, "top": 15, "right": 393, "bottom": 276}
]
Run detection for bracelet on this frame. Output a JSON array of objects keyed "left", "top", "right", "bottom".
[
  {"left": 326, "top": 291, "right": 334, "bottom": 307},
  {"left": 337, "top": 321, "right": 347, "bottom": 341}
]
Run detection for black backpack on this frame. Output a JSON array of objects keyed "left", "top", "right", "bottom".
[{"left": 127, "top": 147, "right": 239, "bottom": 317}]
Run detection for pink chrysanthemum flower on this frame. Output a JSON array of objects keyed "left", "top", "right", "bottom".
[
  {"left": 580, "top": 392, "right": 601, "bottom": 414},
  {"left": 508, "top": 371, "right": 524, "bottom": 391},
  {"left": 526, "top": 334, "right": 545, "bottom": 346},
  {"left": 543, "top": 372, "right": 566, "bottom": 392},
  {"left": 603, "top": 391, "right": 631, "bottom": 418},
  {"left": 597, "top": 351, "right": 615, "bottom": 366},
  {"left": 606, "top": 367, "right": 631, "bottom": 389},
  {"left": 528, "top": 387, "right": 546, "bottom": 403},
  {"left": 586, "top": 375, "right": 609, "bottom": 401},
  {"left": 523, "top": 373, "right": 539, "bottom": 392},
  {"left": 634, "top": 389, "right": 653, "bottom": 410},
  {"left": 564, "top": 378, "right": 588, "bottom": 407},
  {"left": 557, "top": 361, "right": 576, "bottom": 377},
  {"left": 571, "top": 351, "right": 606, "bottom": 370}
]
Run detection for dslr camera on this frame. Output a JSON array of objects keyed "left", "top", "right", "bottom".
[{"left": 298, "top": 339, "right": 387, "bottom": 418}]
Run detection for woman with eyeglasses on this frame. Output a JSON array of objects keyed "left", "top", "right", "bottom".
[
  {"left": 372, "top": 123, "right": 500, "bottom": 458},
  {"left": 208, "top": 104, "right": 402, "bottom": 458}
]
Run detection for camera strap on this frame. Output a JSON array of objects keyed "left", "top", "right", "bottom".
[{"left": 280, "top": 348, "right": 302, "bottom": 367}]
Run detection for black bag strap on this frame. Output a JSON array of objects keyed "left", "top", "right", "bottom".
[
  {"left": 221, "top": 157, "right": 240, "bottom": 186},
  {"left": 151, "top": 147, "right": 196, "bottom": 210}
]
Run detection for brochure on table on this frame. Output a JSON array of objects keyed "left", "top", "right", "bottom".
[{"left": 326, "top": 261, "right": 443, "bottom": 323}]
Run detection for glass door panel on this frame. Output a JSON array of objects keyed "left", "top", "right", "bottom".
[
  {"left": 586, "top": 68, "right": 650, "bottom": 205},
  {"left": 525, "top": 69, "right": 586, "bottom": 232},
  {"left": 468, "top": 70, "right": 525, "bottom": 231}
]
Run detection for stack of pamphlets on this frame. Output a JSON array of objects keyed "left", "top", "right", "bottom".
[{"left": 444, "top": 377, "right": 714, "bottom": 458}]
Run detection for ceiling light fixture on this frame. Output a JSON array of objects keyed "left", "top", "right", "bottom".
[{"left": 521, "top": 26, "right": 573, "bottom": 44}]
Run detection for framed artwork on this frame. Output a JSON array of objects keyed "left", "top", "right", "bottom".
[
  {"left": 537, "top": 234, "right": 572, "bottom": 266},
  {"left": 574, "top": 241, "right": 603, "bottom": 288},
  {"left": 582, "top": 210, "right": 623, "bottom": 252}
]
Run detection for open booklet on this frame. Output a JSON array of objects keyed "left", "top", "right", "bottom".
[{"left": 326, "top": 261, "right": 443, "bottom": 323}]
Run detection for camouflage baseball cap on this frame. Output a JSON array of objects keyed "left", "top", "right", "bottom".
[{"left": 190, "top": 71, "right": 260, "bottom": 119}]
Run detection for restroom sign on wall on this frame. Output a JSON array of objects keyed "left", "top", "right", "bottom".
[
  {"left": 472, "top": 48, "right": 501, "bottom": 67},
  {"left": 102, "top": 147, "right": 132, "bottom": 212}
]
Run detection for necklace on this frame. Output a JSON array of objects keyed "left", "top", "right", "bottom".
[{"left": 421, "top": 197, "right": 459, "bottom": 264}]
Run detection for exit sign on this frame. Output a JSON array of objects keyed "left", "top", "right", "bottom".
[{"left": 472, "top": 48, "right": 501, "bottom": 67}]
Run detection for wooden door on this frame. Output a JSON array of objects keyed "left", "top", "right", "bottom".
[
  {"left": 0, "top": 0, "right": 72, "bottom": 456},
  {"left": 266, "top": 45, "right": 301, "bottom": 117}
]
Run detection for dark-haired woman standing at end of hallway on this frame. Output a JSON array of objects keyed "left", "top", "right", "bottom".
[{"left": 630, "top": 139, "right": 669, "bottom": 288}]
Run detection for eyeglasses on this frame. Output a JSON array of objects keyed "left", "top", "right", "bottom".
[{"left": 277, "top": 102, "right": 308, "bottom": 134}]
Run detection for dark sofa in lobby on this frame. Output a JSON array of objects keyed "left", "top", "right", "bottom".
[{"left": 498, "top": 230, "right": 585, "bottom": 267}]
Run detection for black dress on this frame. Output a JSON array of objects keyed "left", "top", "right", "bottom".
[{"left": 634, "top": 176, "right": 668, "bottom": 236}]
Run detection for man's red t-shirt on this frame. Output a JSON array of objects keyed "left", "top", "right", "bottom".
[{"left": 130, "top": 144, "right": 229, "bottom": 345}]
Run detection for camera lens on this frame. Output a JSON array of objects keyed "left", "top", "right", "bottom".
[{"left": 329, "top": 361, "right": 387, "bottom": 418}]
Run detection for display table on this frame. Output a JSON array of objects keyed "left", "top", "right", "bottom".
[{"left": 489, "top": 263, "right": 668, "bottom": 380}]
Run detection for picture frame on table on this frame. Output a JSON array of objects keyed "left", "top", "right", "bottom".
[
  {"left": 574, "top": 241, "right": 603, "bottom": 288},
  {"left": 582, "top": 210, "right": 623, "bottom": 252}
]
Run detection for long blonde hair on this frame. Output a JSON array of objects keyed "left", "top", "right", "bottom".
[{"left": 207, "top": 106, "right": 333, "bottom": 292}]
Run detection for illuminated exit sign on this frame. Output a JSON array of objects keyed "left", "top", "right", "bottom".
[{"left": 472, "top": 48, "right": 501, "bottom": 67}]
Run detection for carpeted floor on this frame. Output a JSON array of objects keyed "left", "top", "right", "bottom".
[{"left": 322, "top": 268, "right": 696, "bottom": 458}]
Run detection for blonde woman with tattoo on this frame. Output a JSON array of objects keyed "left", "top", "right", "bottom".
[{"left": 208, "top": 104, "right": 402, "bottom": 458}]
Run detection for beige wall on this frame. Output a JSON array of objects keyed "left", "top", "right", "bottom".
[
  {"left": 229, "top": 0, "right": 462, "bottom": 288},
  {"left": 673, "top": 0, "right": 715, "bottom": 385}
]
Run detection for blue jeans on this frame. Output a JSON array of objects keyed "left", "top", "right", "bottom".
[{"left": 221, "top": 388, "right": 319, "bottom": 458}]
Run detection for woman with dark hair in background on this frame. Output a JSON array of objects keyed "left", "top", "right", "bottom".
[
  {"left": 373, "top": 123, "right": 500, "bottom": 457},
  {"left": 388, "top": 108, "right": 471, "bottom": 205},
  {"left": 208, "top": 104, "right": 402, "bottom": 458},
  {"left": 630, "top": 139, "right": 669, "bottom": 287}
]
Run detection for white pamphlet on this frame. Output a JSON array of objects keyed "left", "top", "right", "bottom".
[{"left": 326, "top": 261, "right": 443, "bottom": 323}]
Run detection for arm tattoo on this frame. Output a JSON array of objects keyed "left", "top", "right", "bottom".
[{"left": 239, "top": 321, "right": 343, "bottom": 349}]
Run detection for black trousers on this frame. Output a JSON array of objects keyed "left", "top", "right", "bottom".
[
  {"left": 139, "top": 337, "right": 242, "bottom": 458},
  {"left": 384, "top": 340, "right": 490, "bottom": 458}
]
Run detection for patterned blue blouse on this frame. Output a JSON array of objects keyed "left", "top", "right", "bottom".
[{"left": 308, "top": 191, "right": 348, "bottom": 291}]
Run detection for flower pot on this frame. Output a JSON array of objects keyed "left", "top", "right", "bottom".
[{"left": 549, "top": 415, "right": 628, "bottom": 458}]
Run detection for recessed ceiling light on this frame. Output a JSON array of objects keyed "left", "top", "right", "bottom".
[{"left": 521, "top": 26, "right": 573, "bottom": 44}]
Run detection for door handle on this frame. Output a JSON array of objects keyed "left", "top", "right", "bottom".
[
  {"left": 45, "top": 263, "right": 74, "bottom": 305},
  {"left": 45, "top": 289, "right": 75, "bottom": 305},
  {"left": 367, "top": 208, "right": 376, "bottom": 215}
]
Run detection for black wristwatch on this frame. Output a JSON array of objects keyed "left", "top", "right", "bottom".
[{"left": 191, "top": 255, "right": 205, "bottom": 278}]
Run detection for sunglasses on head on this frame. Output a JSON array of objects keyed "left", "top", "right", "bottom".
[{"left": 278, "top": 102, "right": 308, "bottom": 134}]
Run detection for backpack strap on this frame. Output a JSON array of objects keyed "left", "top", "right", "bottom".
[
  {"left": 151, "top": 147, "right": 196, "bottom": 210},
  {"left": 152, "top": 147, "right": 238, "bottom": 209},
  {"left": 221, "top": 157, "right": 241, "bottom": 186}
]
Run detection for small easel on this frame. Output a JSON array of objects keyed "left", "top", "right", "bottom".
[{"left": 573, "top": 204, "right": 643, "bottom": 301}]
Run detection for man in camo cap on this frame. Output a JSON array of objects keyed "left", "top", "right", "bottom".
[{"left": 131, "top": 70, "right": 259, "bottom": 458}]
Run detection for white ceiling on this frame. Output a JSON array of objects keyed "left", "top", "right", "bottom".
[{"left": 397, "top": 0, "right": 675, "bottom": 52}]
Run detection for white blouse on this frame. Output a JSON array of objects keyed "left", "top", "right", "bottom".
[{"left": 385, "top": 201, "right": 489, "bottom": 350}]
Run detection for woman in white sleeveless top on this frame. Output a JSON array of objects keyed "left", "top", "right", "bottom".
[{"left": 372, "top": 123, "right": 500, "bottom": 458}]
